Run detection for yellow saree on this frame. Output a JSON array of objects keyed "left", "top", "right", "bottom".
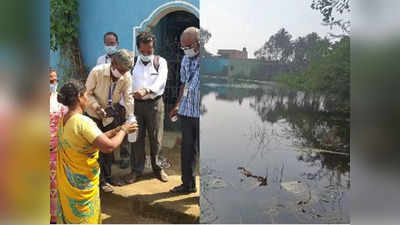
[{"left": 56, "top": 114, "right": 103, "bottom": 224}]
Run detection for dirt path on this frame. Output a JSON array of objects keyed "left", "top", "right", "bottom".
[{"left": 100, "top": 131, "right": 200, "bottom": 224}]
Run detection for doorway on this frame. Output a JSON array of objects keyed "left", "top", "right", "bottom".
[{"left": 151, "top": 11, "right": 199, "bottom": 107}]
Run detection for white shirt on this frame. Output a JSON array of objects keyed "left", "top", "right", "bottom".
[
  {"left": 132, "top": 56, "right": 168, "bottom": 100},
  {"left": 50, "top": 92, "right": 63, "bottom": 113},
  {"left": 96, "top": 54, "right": 112, "bottom": 65}
]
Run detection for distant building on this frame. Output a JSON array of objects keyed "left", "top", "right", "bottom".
[{"left": 217, "top": 47, "right": 248, "bottom": 59}]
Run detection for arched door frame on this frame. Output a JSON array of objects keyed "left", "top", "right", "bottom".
[{"left": 132, "top": 1, "right": 199, "bottom": 55}]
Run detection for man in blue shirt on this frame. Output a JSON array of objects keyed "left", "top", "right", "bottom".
[{"left": 169, "top": 27, "right": 200, "bottom": 194}]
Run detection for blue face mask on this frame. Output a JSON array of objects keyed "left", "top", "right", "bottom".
[
  {"left": 104, "top": 45, "right": 118, "bottom": 55},
  {"left": 140, "top": 54, "right": 153, "bottom": 63},
  {"left": 50, "top": 83, "right": 57, "bottom": 93}
]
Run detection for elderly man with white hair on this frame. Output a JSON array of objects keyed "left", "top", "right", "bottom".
[{"left": 169, "top": 27, "right": 200, "bottom": 194}]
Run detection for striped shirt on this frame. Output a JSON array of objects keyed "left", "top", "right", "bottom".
[{"left": 178, "top": 55, "right": 200, "bottom": 118}]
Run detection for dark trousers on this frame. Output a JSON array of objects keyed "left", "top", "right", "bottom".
[
  {"left": 131, "top": 98, "right": 164, "bottom": 174},
  {"left": 88, "top": 114, "right": 129, "bottom": 184},
  {"left": 179, "top": 115, "right": 199, "bottom": 188}
]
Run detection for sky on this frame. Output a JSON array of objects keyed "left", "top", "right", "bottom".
[{"left": 200, "top": 0, "right": 346, "bottom": 58}]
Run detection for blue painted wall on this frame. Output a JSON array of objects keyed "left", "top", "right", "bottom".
[
  {"left": 201, "top": 56, "right": 291, "bottom": 81},
  {"left": 50, "top": 0, "right": 199, "bottom": 77},
  {"left": 200, "top": 57, "right": 230, "bottom": 74}
]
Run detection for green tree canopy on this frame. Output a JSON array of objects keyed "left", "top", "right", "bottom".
[
  {"left": 311, "top": 0, "right": 350, "bottom": 34},
  {"left": 276, "top": 36, "right": 350, "bottom": 113},
  {"left": 255, "top": 29, "right": 331, "bottom": 71},
  {"left": 292, "top": 32, "right": 331, "bottom": 70},
  {"left": 255, "top": 28, "right": 293, "bottom": 63},
  {"left": 50, "top": 0, "right": 86, "bottom": 79}
]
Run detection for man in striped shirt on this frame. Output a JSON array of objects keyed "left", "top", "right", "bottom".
[{"left": 169, "top": 27, "right": 200, "bottom": 194}]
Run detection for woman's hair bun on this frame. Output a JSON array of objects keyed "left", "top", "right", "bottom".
[
  {"left": 57, "top": 93, "right": 67, "bottom": 105},
  {"left": 56, "top": 79, "right": 86, "bottom": 107}
]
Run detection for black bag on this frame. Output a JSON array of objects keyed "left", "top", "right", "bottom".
[{"left": 103, "top": 103, "right": 126, "bottom": 131}]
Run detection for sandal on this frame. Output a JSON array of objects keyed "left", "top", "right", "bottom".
[
  {"left": 109, "top": 177, "right": 124, "bottom": 187},
  {"left": 101, "top": 182, "right": 113, "bottom": 193},
  {"left": 123, "top": 173, "right": 140, "bottom": 184}
]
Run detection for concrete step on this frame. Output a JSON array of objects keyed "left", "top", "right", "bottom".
[
  {"left": 101, "top": 130, "right": 199, "bottom": 223},
  {"left": 101, "top": 172, "right": 200, "bottom": 224}
]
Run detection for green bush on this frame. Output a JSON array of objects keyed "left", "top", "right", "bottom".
[{"left": 275, "top": 36, "right": 350, "bottom": 113}]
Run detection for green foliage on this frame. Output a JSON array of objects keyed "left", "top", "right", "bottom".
[
  {"left": 50, "top": 0, "right": 80, "bottom": 51},
  {"left": 50, "top": 0, "right": 86, "bottom": 79},
  {"left": 255, "top": 29, "right": 330, "bottom": 68},
  {"left": 254, "top": 29, "right": 332, "bottom": 82},
  {"left": 254, "top": 28, "right": 293, "bottom": 63},
  {"left": 311, "top": 0, "right": 350, "bottom": 34},
  {"left": 291, "top": 33, "right": 331, "bottom": 70},
  {"left": 276, "top": 36, "right": 350, "bottom": 113},
  {"left": 274, "top": 72, "right": 305, "bottom": 90}
]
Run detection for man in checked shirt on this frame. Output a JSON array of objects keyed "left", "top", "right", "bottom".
[{"left": 169, "top": 27, "right": 200, "bottom": 194}]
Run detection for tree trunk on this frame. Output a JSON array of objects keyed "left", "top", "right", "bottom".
[{"left": 60, "top": 38, "right": 87, "bottom": 81}]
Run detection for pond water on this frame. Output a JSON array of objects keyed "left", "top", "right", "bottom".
[{"left": 200, "top": 76, "right": 350, "bottom": 224}]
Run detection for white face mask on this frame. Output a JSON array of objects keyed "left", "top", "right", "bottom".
[
  {"left": 140, "top": 54, "right": 153, "bottom": 63},
  {"left": 111, "top": 67, "right": 123, "bottom": 78},
  {"left": 184, "top": 48, "right": 198, "bottom": 58},
  {"left": 104, "top": 45, "right": 118, "bottom": 55}
]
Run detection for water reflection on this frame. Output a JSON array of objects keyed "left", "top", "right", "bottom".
[
  {"left": 200, "top": 76, "right": 350, "bottom": 224},
  {"left": 202, "top": 77, "right": 349, "bottom": 153}
]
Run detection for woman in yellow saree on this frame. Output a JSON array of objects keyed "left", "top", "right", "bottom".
[{"left": 56, "top": 80, "right": 138, "bottom": 224}]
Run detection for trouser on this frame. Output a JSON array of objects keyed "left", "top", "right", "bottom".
[
  {"left": 131, "top": 97, "right": 164, "bottom": 174},
  {"left": 87, "top": 114, "right": 129, "bottom": 184},
  {"left": 119, "top": 140, "right": 130, "bottom": 160},
  {"left": 179, "top": 115, "right": 199, "bottom": 189}
]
